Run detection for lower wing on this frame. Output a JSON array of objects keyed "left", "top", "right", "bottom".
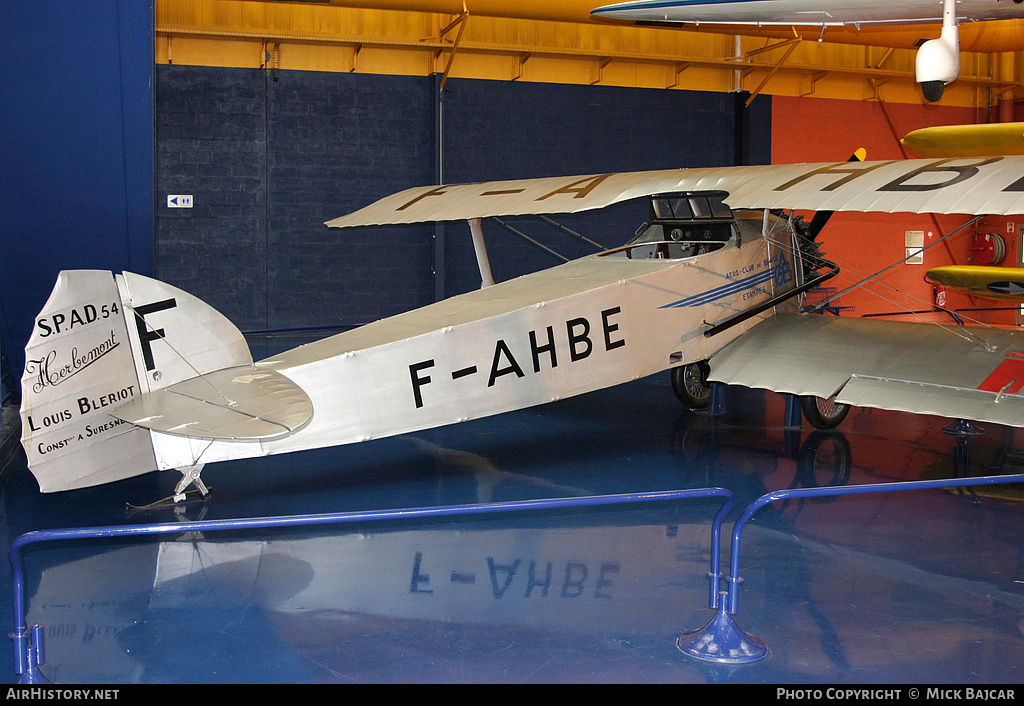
[{"left": 709, "top": 313, "right": 1024, "bottom": 427}]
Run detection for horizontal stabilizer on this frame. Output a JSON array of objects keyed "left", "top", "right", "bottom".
[
  {"left": 925, "top": 265, "right": 1024, "bottom": 300},
  {"left": 901, "top": 123, "right": 1024, "bottom": 158},
  {"left": 110, "top": 366, "right": 313, "bottom": 440}
]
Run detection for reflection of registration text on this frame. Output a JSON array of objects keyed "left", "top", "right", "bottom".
[{"left": 409, "top": 551, "right": 620, "bottom": 599}]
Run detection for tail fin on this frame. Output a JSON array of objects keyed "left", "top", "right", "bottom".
[{"left": 20, "top": 271, "right": 252, "bottom": 492}]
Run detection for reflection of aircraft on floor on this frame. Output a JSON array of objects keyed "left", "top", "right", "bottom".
[
  {"left": 20, "top": 155, "right": 1024, "bottom": 499},
  {"left": 671, "top": 407, "right": 853, "bottom": 492}
]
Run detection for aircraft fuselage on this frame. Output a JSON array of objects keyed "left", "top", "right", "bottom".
[{"left": 146, "top": 211, "right": 801, "bottom": 471}]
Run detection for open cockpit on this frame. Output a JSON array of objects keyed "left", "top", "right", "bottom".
[{"left": 602, "top": 190, "right": 784, "bottom": 261}]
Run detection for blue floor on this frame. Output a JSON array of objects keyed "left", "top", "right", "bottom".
[{"left": 2, "top": 336, "right": 1024, "bottom": 683}]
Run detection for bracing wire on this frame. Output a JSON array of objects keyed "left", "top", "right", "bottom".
[
  {"left": 775, "top": 214, "right": 1000, "bottom": 351},
  {"left": 126, "top": 305, "right": 239, "bottom": 408}
]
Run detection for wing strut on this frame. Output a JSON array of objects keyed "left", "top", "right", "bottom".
[{"left": 468, "top": 217, "right": 495, "bottom": 288}]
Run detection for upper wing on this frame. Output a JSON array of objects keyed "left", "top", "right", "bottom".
[
  {"left": 708, "top": 313, "right": 1024, "bottom": 428},
  {"left": 326, "top": 156, "right": 1024, "bottom": 228}
]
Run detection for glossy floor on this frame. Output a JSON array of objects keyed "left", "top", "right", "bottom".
[{"left": 1, "top": 350, "right": 1023, "bottom": 683}]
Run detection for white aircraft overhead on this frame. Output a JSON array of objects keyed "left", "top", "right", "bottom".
[
  {"left": 591, "top": 0, "right": 1024, "bottom": 101},
  {"left": 20, "top": 155, "right": 1024, "bottom": 500}
]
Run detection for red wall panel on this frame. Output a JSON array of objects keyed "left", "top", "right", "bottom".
[{"left": 771, "top": 96, "right": 1017, "bottom": 327}]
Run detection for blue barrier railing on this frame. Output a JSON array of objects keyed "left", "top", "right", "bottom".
[
  {"left": 9, "top": 487, "right": 735, "bottom": 683},
  {"left": 724, "top": 472, "right": 1024, "bottom": 616},
  {"left": 675, "top": 471, "right": 1024, "bottom": 664}
]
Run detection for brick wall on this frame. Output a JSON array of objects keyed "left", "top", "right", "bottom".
[
  {"left": 155, "top": 66, "right": 765, "bottom": 331},
  {"left": 156, "top": 67, "right": 269, "bottom": 329}
]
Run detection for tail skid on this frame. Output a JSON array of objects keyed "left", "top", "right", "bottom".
[{"left": 173, "top": 463, "right": 208, "bottom": 503}]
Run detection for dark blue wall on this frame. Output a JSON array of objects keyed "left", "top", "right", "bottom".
[
  {"left": 155, "top": 66, "right": 771, "bottom": 332},
  {"left": 155, "top": 67, "right": 438, "bottom": 331},
  {"left": 0, "top": 1, "right": 155, "bottom": 375}
]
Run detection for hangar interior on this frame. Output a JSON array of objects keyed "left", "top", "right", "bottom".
[{"left": 2, "top": 0, "right": 1024, "bottom": 684}]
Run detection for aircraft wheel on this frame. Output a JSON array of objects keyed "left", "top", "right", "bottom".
[
  {"left": 672, "top": 361, "right": 711, "bottom": 409},
  {"left": 800, "top": 394, "right": 850, "bottom": 430}
]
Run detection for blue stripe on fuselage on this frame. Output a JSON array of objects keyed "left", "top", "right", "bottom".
[{"left": 659, "top": 268, "right": 774, "bottom": 308}]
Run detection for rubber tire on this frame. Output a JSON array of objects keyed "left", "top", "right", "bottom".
[
  {"left": 672, "top": 361, "right": 711, "bottom": 409},
  {"left": 800, "top": 394, "right": 850, "bottom": 430}
]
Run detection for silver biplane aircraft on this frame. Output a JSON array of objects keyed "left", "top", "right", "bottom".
[{"left": 20, "top": 156, "right": 1024, "bottom": 500}]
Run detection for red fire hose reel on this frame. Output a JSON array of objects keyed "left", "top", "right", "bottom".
[{"left": 970, "top": 232, "right": 1007, "bottom": 266}]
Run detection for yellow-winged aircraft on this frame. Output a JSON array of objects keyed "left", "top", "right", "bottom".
[
  {"left": 902, "top": 123, "right": 1024, "bottom": 158},
  {"left": 926, "top": 264, "right": 1024, "bottom": 299}
]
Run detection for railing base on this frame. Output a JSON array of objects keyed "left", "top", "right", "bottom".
[
  {"left": 676, "top": 599, "right": 768, "bottom": 664},
  {"left": 15, "top": 629, "right": 51, "bottom": 684}
]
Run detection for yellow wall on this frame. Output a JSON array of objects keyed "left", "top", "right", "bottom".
[{"left": 156, "top": 0, "right": 1016, "bottom": 108}]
